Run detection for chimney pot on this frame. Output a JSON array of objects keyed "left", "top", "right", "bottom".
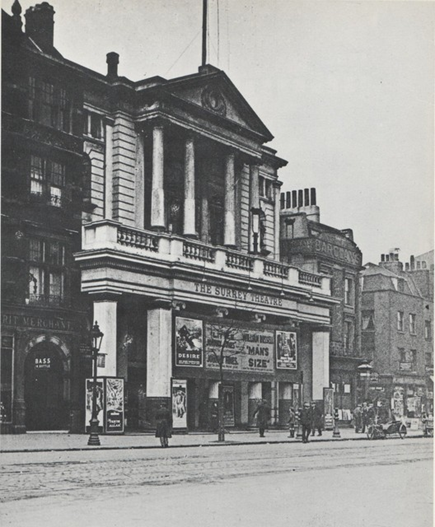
[
  {"left": 381, "top": 254, "right": 385, "bottom": 262},
  {"left": 107, "top": 52, "right": 119, "bottom": 78}
]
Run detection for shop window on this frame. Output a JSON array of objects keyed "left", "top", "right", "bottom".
[
  {"left": 425, "top": 320, "right": 432, "bottom": 340},
  {"left": 83, "top": 110, "right": 105, "bottom": 140},
  {"left": 397, "top": 311, "right": 404, "bottom": 332},
  {"left": 1, "top": 336, "right": 14, "bottom": 423},
  {"left": 28, "top": 238, "right": 67, "bottom": 306},
  {"left": 28, "top": 77, "right": 71, "bottom": 132},
  {"left": 409, "top": 314, "right": 416, "bottom": 335},
  {"left": 29, "top": 156, "right": 66, "bottom": 207}
]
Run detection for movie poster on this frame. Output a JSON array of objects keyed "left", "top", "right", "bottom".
[
  {"left": 276, "top": 331, "right": 297, "bottom": 369},
  {"left": 172, "top": 379, "right": 187, "bottom": 429},
  {"left": 85, "top": 378, "right": 104, "bottom": 431},
  {"left": 105, "top": 378, "right": 124, "bottom": 433},
  {"left": 221, "top": 384, "right": 235, "bottom": 427},
  {"left": 175, "top": 317, "right": 203, "bottom": 367}
]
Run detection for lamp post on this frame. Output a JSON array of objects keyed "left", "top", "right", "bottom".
[
  {"left": 332, "top": 407, "right": 341, "bottom": 438},
  {"left": 358, "top": 360, "right": 373, "bottom": 405},
  {"left": 88, "top": 321, "right": 104, "bottom": 446},
  {"left": 251, "top": 207, "right": 261, "bottom": 254}
]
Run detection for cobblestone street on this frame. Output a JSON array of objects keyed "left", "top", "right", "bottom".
[{"left": 1, "top": 437, "right": 432, "bottom": 526}]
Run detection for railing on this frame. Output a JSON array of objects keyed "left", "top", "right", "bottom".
[
  {"left": 226, "top": 251, "right": 254, "bottom": 271},
  {"left": 183, "top": 241, "right": 215, "bottom": 262},
  {"left": 117, "top": 226, "right": 159, "bottom": 252},
  {"left": 298, "top": 270, "right": 322, "bottom": 287},
  {"left": 263, "top": 261, "right": 289, "bottom": 279}
]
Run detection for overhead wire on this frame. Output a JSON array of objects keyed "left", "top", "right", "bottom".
[{"left": 165, "top": 30, "right": 201, "bottom": 76}]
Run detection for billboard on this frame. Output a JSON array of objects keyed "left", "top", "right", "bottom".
[
  {"left": 172, "top": 379, "right": 187, "bottom": 429},
  {"left": 276, "top": 331, "right": 297, "bottom": 369},
  {"left": 205, "top": 323, "right": 274, "bottom": 373},
  {"left": 85, "top": 377, "right": 124, "bottom": 434},
  {"left": 175, "top": 317, "right": 203, "bottom": 367}
]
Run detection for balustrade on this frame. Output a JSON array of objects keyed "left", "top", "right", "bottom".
[{"left": 117, "top": 227, "right": 159, "bottom": 252}]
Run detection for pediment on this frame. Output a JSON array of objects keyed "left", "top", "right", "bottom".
[{"left": 164, "top": 68, "right": 273, "bottom": 142}]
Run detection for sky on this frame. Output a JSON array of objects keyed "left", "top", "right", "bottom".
[{"left": 5, "top": 0, "right": 434, "bottom": 265}]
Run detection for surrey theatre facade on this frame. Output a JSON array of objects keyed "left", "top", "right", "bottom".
[{"left": 74, "top": 58, "right": 337, "bottom": 431}]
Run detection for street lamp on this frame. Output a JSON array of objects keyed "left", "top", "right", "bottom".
[
  {"left": 358, "top": 360, "right": 373, "bottom": 405},
  {"left": 251, "top": 207, "right": 261, "bottom": 254},
  {"left": 88, "top": 321, "right": 104, "bottom": 446}
]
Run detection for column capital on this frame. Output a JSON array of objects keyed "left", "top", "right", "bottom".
[
  {"left": 90, "top": 292, "right": 122, "bottom": 303},
  {"left": 148, "top": 299, "right": 173, "bottom": 311}
]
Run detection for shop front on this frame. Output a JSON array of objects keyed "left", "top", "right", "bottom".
[{"left": 1, "top": 310, "right": 82, "bottom": 433}]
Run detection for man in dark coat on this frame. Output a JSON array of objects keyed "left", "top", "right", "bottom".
[
  {"left": 253, "top": 399, "right": 270, "bottom": 437},
  {"left": 310, "top": 401, "right": 323, "bottom": 436},
  {"left": 155, "top": 404, "right": 172, "bottom": 447},
  {"left": 300, "top": 402, "right": 313, "bottom": 443}
]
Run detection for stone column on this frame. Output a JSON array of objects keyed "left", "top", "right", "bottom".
[
  {"left": 312, "top": 331, "right": 330, "bottom": 400},
  {"left": 104, "top": 120, "right": 114, "bottom": 220},
  {"left": 146, "top": 304, "right": 172, "bottom": 426},
  {"left": 274, "top": 183, "right": 281, "bottom": 260},
  {"left": 134, "top": 131, "right": 145, "bottom": 229},
  {"left": 250, "top": 163, "right": 260, "bottom": 210},
  {"left": 151, "top": 124, "right": 165, "bottom": 230},
  {"left": 93, "top": 298, "right": 118, "bottom": 377},
  {"left": 224, "top": 151, "right": 236, "bottom": 247},
  {"left": 183, "top": 135, "right": 197, "bottom": 237}
]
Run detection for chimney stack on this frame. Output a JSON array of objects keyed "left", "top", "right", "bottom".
[
  {"left": 279, "top": 187, "right": 320, "bottom": 222},
  {"left": 25, "top": 3, "right": 55, "bottom": 52},
  {"left": 106, "top": 52, "right": 119, "bottom": 78},
  {"left": 381, "top": 254, "right": 385, "bottom": 262},
  {"left": 405, "top": 262, "right": 409, "bottom": 271},
  {"left": 410, "top": 255, "right": 415, "bottom": 271}
]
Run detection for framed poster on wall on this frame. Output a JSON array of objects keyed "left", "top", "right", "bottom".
[
  {"left": 276, "top": 330, "right": 297, "bottom": 369},
  {"left": 172, "top": 379, "right": 187, "bottom": 429},
  {"left": 220, "top": 384, "right": 235, "bottom": 427},
  {"left": 175, "top": 317, "right": 203, "bottom": 367}
]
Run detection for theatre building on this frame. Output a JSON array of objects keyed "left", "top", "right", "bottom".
[
  {"left": 75, "top": 56, "right": 339, "bottom": 430},
  {"left": 2, "top": 1, "right": 337, "bottom": 433},
  {"left": 280, "top": 189, "right": 365, "bottom": 422}
]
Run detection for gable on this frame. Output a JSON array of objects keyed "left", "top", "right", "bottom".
[{"left": 164, "top": 69, "right": 273, "bottom": 142}]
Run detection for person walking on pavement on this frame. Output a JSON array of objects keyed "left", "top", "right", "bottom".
[
  {"left": 288, "top": 406, "right": 296, "bottom": 438},
  {"left": 353, "top": 404, "right": 362, "bottom": 433},
  {"left": 310, "top": 401, "right": 323, "bottom": 436},
  {"left": 253, "top": 399, "right": 270, "bottom": 438},
  {"left": 155, "top": 403, "right": 172, "bottom": 448},
  {"left": 300, "top": 402, "right": 313, "bottom": 443},
  {"left": 361, "top": 402, "right": 369, "bottom": 433}
]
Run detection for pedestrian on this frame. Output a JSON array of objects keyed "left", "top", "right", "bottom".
[
  {"left": 367, "top": 403, "right": 377, "bottom": 425},
  {"left": 310, "top": 401, "right": 323, "bottom": 436},
  {"left": 300, "top": 402, "right": 312, "bottom": 443},
  {"left": 288, "top": 407, "right": 296, "bottom": 438},
  {"left": 210, "top": 401, "right": 218, "bottom": 432},
  {"left": 353, "top": 404, "right": 362, "bottom": 433},
  {"left": 361, "top": 402, "right": 369, "bottom": 433},
  {"left": 253, "top": 399, "right": 270, "bottom": 438},
  {"left": 155, "top": 403, "right": 172, "bottom": 448}
]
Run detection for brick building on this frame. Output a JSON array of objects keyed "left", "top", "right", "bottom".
[
  {"left": 1, "top": 1, "right": 338, "bottom": 433},
  {"left": 280, "top": 188, "right": 365, "bottom": 421},
  {"left": 361, "top": 250, "right": 434, "bottom": 417}
]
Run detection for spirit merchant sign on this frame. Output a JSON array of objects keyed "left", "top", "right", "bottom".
[
  {"left": 2, "top": 313, "right": 73, "bottom": 331},
  {"left": 194, "top": 283, "right": 283, "bottom": 307}
]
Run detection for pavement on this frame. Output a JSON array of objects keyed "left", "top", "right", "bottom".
[{"left": 0, "top": 426, "right": 427, "bottom": 453}]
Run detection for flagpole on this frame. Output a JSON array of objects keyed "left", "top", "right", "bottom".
[{"left": 202, "top": 0, "right": 207, "bottom": 66}]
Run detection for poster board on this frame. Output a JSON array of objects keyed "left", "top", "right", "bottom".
[
  {"left": 276, "top": 330, "right": 297, "bottom": 369},
  {"left": 172, "top": 379, "right": 187, "bottom": 429}
]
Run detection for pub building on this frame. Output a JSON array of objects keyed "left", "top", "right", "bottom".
[
  {"left": 280, "top": 189, "right": 365, "bottom": 423},
  {"left": 2, "top": 1, "right": 337, "bottom": 433}
]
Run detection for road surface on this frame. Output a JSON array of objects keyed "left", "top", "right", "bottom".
[{"left": 1, "top": 437, "right": 432, "bottom": 527}]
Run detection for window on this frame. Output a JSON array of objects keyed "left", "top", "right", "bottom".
[
  {"left": 83, "top": 110, "right": 105, "bottom": 140},
  {"left": 344, "top": 278, "right": 353, "bottom": 305},
  {"left": 425, "top": 321, "right": 432, "bottom": 340},
  {"left": 259, "top": 176, "right": 273, "bottom": 200},
  {"left": 362, "top": 311, "right": 375, "bottom": 330},
  {"left": 28, "top": 239, "right": 66, "bottom": 306},
  {"left": 28, "top": 77, "right": 71, "bottom": 132},
  {"left": 425, "top": 353, "right": 433, "bottom": 367},
  {"left": 29, "top": 156, "right": 66, "bottom": 207},
  {"left": 397, "top": 311, "right": 404, "bottom": 331},
  {"left": 344, "top": 321, "right": 353, "bottom": 353},
  {"left": 399, "top": 349, "right": 417, "bottom": 371},
  {"left": 409, "top": 314, "right": 416, "bottom": 335},
  {"left": 1, "top": 336, "right": 14, "bottom": 423}
]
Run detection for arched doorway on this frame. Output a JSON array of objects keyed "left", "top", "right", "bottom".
[{"left": 24, "top": 342, "right": 68, "bottom": 430}]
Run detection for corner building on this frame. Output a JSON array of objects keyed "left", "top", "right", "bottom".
[{"left": 76, "top": 58, "right": 336, "bottom": 429}]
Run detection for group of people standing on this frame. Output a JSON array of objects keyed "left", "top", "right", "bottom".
[
  {"left": 352, "top": 402, "right": 378, "bottom": 433},
  {"left": 254, "top": 399, "right": 323, "bottom": 443}
]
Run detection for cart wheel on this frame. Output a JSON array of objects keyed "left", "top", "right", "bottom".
[
  {"left": 398, "top": 424, "right": 407, "bottom": 439},
  {"left": 367, "top": 426, "right": 375, "bottom": 440}
]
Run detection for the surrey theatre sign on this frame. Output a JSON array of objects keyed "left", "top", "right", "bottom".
[{"left": 194, "top": 283, "right": 283, "bottom": 307}]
